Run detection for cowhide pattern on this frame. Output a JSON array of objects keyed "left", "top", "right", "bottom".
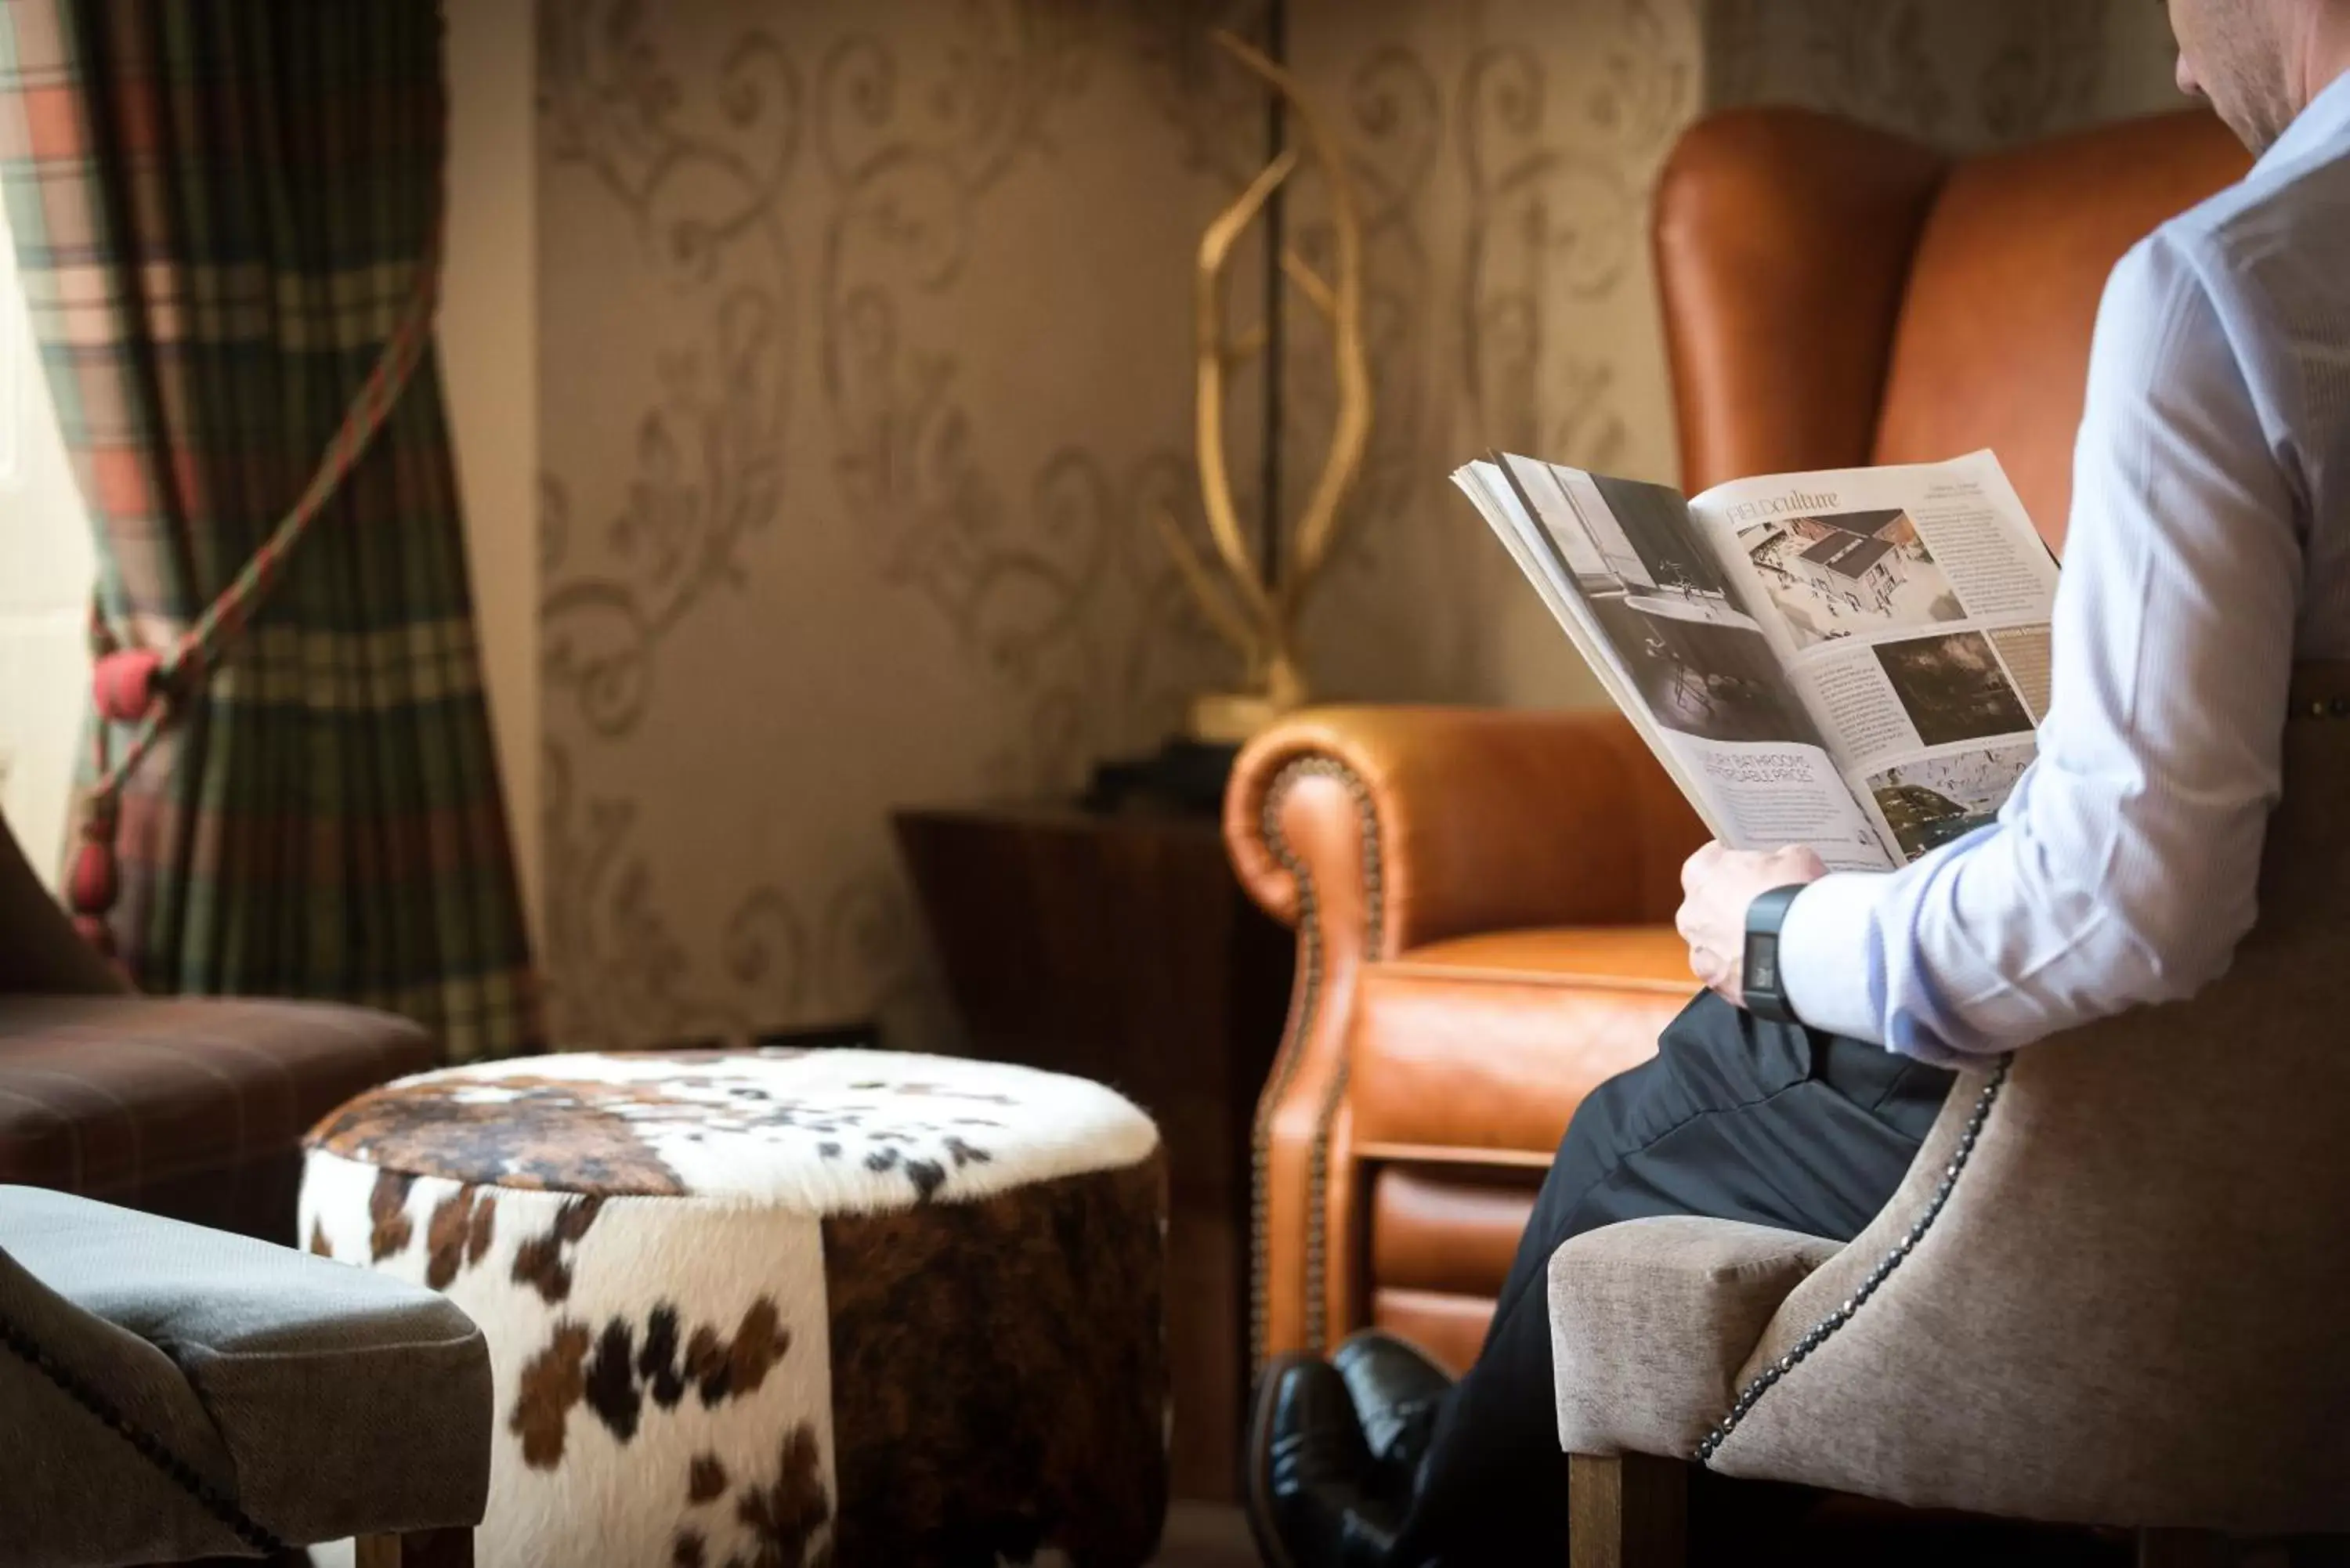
[
  {"left": 306, "top": 1049, "right": 1162, "bottom": 1213},
  {"left": 825, "top": 1154, "right": 1170, "bottom": 1567},
  {"left": 298, "top": 1051, "right": 1168, "bottom": 1567},
  {"left": 303, "top": 1148, "right": 838, "bottom": 1568}
]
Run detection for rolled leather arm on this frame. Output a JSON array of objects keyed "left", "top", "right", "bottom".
[
  {"left": 1231, "top": 705, "right": 1707, "bottom": 1357},
  {"left": 1548, "top": 1216, "right": 1842, "bottom": 1461},
  {"left": 1224, "top": 705, "right": 1708, "bottom": 955}
]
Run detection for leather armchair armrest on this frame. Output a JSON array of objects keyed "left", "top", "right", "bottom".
[
  {"left": 1548, "top": 1216, "right": 1842, "bottom": 1461},
  {"left": 1228, "top": 705, "right": 1707, "bottom": 1358},
  {"left": 1224, "top": 705, "right": 1708, "bottom": 956}
]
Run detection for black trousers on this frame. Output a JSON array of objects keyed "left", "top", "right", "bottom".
[{"left": 1391, "top": 992, "right": 1955, "bottom": 1566}]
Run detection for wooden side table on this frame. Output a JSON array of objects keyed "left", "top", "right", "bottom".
[{"left": 892, "top": 803, "right": 1292, "bottom": 1502}]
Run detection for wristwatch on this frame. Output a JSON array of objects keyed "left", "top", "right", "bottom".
[{"left": 1742, "top": 883, "right": 1810, "bottom": 1024}]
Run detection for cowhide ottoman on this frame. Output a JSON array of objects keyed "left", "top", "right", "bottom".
[{"left": 298, "top": 1048, "right": 1167, "bottom": 1568}]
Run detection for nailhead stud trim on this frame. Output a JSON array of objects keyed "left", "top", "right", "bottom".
[
  {"left": 1694, "top": 1055, "right": 2012, "bottom": 1465},
  {"left": 0, "top": 1308, "right": 287, "bottom": 1553},
  {"left": 1250, "top": 756, "right": 1384, "bottom": 1367}
]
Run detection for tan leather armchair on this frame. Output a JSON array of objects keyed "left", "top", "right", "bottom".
[{"left": 1225, "top": 105, "right": 2250, "bottom": 1374}]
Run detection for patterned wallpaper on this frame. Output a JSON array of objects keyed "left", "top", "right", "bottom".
[
  {"left": 537, "top": 0, "right": 1265, "bottom": 1049},
  {"left": 1280, "top": 0, "right": 1701, "bottom": 710},
  {"left": 1706, "top": 0, "right": 2186, "bottom": 148},
  {"left": 535, "top": 0, "right": 2186, "bottom": 1050}
]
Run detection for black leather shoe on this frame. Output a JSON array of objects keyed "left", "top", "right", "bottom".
[
  {"left": 1246, "top": 1353, "right": 1405, "bottom": 1568},
  {"left": 1331, "top": 1329, "right": 1453, "bottom": 1485}
]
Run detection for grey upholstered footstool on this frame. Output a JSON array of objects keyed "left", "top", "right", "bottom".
[
  {"left": 300, "top": 1047, "right": 1170, "bottom": 1568},
  {"left": 0, "top": 1184, "right": 489, "bottom": 1565}
]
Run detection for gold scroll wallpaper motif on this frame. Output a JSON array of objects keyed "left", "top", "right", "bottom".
[
  {"left": 538, "top": 0, "right": 1266, "bottom": 1049},
  {"left": 536, "top": 0, "right": 2182, "bottom": 1050},
  {"left": 1706, "top": 0, "right": 2185, "bottom": 150},
  {"left": 1279, "top": 0, "right": 1701, "bottom": 710}
]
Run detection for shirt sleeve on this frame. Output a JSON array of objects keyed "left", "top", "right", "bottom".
[{"left": 1777, "top": 230, "right": 2305, "bottom": 1064}]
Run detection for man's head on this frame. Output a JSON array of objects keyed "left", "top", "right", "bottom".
[{"left": 2168, "top": 0, "right": 2350, "bottom": 154}]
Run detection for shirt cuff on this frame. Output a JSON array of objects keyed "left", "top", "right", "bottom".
[{"left": 1777, "top": 872, "right": 1888, "bottom": 1045}]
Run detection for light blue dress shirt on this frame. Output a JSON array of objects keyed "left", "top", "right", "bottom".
[{"left": 1779, "top": 73, "right": 2350, "bottom": 1064}]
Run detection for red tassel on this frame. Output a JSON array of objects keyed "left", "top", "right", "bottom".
[
  {"left": 68, "top": 829, "right": 118, "bottom": 918},
  {"left": 92, "top": 649, "right": 165, "bottom": 723}
]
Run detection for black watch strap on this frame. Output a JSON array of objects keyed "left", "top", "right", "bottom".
[{"left": 1742, "top": 882, "right": 1810, "bottom": 1024}]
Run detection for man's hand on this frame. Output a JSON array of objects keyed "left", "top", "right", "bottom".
[{"left": 1676, "top": 842, "right": 1828, "bottom": 1010}]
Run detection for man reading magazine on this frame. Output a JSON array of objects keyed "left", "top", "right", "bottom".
[{"left": 1245, "top": 2, "right": 2350, "bottom": 1563}]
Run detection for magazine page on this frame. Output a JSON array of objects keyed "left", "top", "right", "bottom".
[
  {"left": 1462, "top": 456, "right": 1895, "bottom": 871},
  {"left": 1688, "top": 450, "right": 2055, "bottom": 862},
  {"left": 1451, "top": 465, "right": 1701, "bottom": 807}
]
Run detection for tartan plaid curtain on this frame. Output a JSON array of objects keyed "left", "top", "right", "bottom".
[{"left": 0, "top": 0, "right": 540, "bottom": 1060}]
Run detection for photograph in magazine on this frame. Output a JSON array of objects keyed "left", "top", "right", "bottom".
[
  {"left": 1873, "top": 630, "right": 2038, "bottom": 747},
  {"left": 1738, "top": 505, "right": 1967, "bottom": 651},
  {"left": 1505, "top": 461, "right": 1817, "bottom": 746},
  {"left": 1866, "top": 742, "right": 2037, "bottom": 861}
]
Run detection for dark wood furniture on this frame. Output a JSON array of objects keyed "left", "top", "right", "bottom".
[{"left": 893, "top": 802, "right": 1293, "bottom": 1501}]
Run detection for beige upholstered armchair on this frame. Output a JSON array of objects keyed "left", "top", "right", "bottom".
[
  {"left": 1552, "top": 667, "right": 2350, "bottom": 1566},
  {"left": 1, "top": 1183, "right": 490, "bottom": 1564}
]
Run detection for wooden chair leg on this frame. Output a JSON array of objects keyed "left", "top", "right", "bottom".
[
  {"left": 1569, "top": 1451, "right": 1687, "bottom": 1568},
  {"left": 2138, "top": 1530, "right": 2233, "bottom": 1568},
  {"left": 355, "top": 1529, "right": 474, "bottom": 1566}
]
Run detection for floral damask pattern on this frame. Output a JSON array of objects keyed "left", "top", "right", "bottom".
[
  {"left": 813, "top": 6, "right": 1105, "bottom": 771},
  {"left": 804, "top": 1, "right": 1259, "bottom": 789},
  {"left": 1705, "top": 0, "right": 2180, "bottom": 150},
  {"left": 1277, "top": 38, "right": 1444, "bottom": 581},
  {"left": 1457, "top": 0, "right": 1695, "bottom": 472},
  {"left": 1278, "top": 0, "right": 1700, "bottom": 708},
  {"left": 537, "top": 0, "right": 1249, "bottom": 1048},
  {"left": 539, "top": 0, "right": 830, "bottom": 1050}
]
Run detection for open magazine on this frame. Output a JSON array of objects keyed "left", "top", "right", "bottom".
[{"left": 1455, "top": 450, "right": 2057, "bottom": 873}]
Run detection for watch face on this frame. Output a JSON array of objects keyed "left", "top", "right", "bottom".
[{"left": 1745, "top": 935, "right": 1777, "bottom": 992}]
